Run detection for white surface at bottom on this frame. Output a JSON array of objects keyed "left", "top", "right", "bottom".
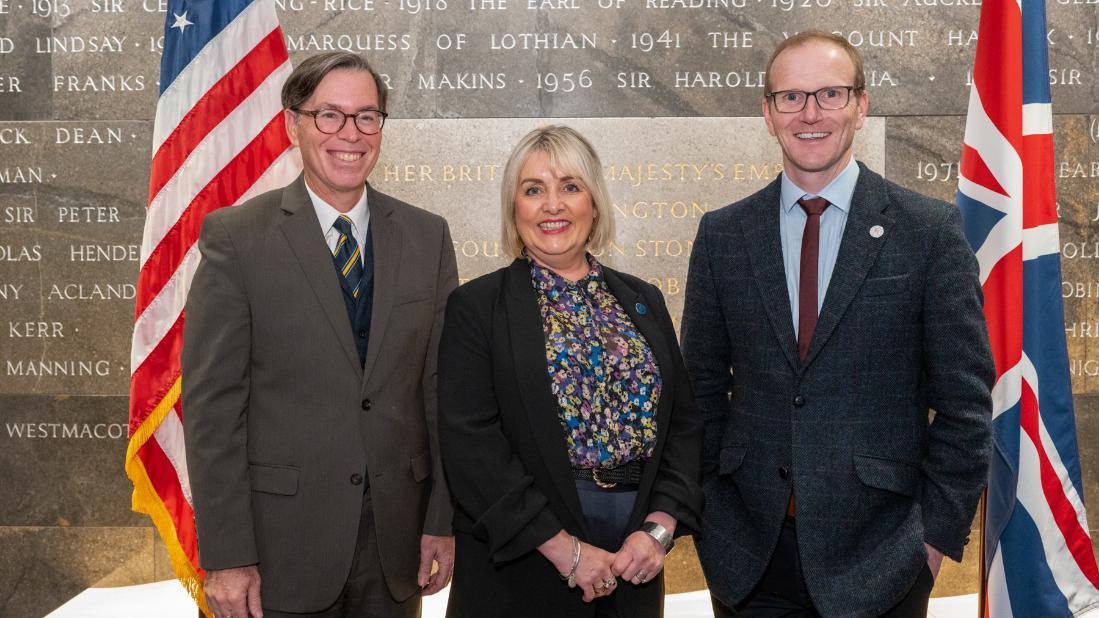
[{"left": 45, "top": 580, "right": 978, "bottom": 618}]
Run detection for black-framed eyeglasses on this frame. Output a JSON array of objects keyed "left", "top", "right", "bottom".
[
  {"left": 292, "top": 108, "right": 388, "bottom": 135},
  {"left": 765, "top": 86, "right": 859, "bottom": 113}
]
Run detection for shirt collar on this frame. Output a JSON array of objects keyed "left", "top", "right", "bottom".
[
  {"left": 306, "top": 182, "right": 369, "bottom": 240},
  {"left": 780, "top": 157, "right": 859, "bottom": 214},
  {"left": 529, "top": 253, "right": 603, "bottom": 298}
]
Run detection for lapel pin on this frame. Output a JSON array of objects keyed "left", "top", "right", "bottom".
[
  {"left": 870, "top": 225, "right": 884, "bottom": 238},
  {"left": 635, "top": 302, "right": 647, "bottom": 315}
]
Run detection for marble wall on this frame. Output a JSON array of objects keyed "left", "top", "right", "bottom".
[{"left": 0, "top": 0, "right": 1097, "bottom": 615}]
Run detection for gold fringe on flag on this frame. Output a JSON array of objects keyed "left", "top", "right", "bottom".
[{"left": 124, "top": 377, "right": 212, "bottom": 618}]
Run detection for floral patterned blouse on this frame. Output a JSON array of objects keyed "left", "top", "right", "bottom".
[{"left": 531, "top": 255, "right": 661, "bottom": 469}]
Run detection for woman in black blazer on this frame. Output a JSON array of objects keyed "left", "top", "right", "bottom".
[{"left": 437, "top": 125, "right": 703, "bottom": 618}]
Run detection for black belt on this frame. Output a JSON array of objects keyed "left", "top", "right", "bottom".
[{"left": 573, "top": 459, "right": 645, "bottom": 488}]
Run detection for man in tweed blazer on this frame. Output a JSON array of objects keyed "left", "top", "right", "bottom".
[{"left": 682, "top": 31, "right": 994, "bottom": 617}]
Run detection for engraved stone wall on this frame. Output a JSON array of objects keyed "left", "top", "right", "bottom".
[{"left": 0, "top": 0, "right": 1097, "bottom": 615}]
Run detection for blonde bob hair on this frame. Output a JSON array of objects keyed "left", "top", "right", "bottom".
[{"left": 500, "top": 125, "right": 616, "bottom": 259}]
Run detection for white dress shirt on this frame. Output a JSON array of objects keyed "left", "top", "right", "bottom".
[{"left": 306, "top": 183, "right": 370, "bottom": 264}]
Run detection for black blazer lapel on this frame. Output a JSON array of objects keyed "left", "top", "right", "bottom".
[
  {"left": 804, "top": 163, "right": 895, "bottom": 366},
  {"left": 276, "top": 175, "right": 361, "bottom": 374},
  {"left": 361, "top": 185, "right": 401, "bottom": 380},
  {"left": 740, "top": 179, "right": 799, "bottom": 372},
  {"left": 502, "top": 260, "right": 588, "bottom": 536},
  {"left": 602, "top": 268, "right": 673, "bottom": 528},
  {"left": 604, "top": 269, "right": 672, "bottom": 398}
]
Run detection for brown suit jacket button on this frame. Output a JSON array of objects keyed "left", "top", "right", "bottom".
[
  {"left": 350, "top": 473, "right": 364, "bottom": 485},
  {"left": 361, "top": 398, "right": 372, "bottom": 411}
]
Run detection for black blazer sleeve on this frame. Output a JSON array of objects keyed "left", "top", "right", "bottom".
[
  {"left": 640, "top": 284, "right": 704, "bottom": 535},
  {"left": 437, "top": 282, "right": 563, "bottom": 563}
]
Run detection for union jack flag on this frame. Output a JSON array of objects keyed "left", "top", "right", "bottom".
[
  {"left": 124, "top": 1, "right": 299, "bottom": 613},
  {"left": 957, "top": 0, "right": 1099, "bottom": 614}
]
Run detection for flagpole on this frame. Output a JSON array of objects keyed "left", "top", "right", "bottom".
[{"left": 978, "top": 488, "right": 987, "bottom": 618}]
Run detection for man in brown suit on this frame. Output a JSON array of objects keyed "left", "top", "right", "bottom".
[{"left": 182, "top": 52, "right": 457, "bottom": 618}]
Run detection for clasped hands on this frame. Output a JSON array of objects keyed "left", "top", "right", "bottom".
[{"left": 542, "top": 529, "right": 668, "bottom": 603}]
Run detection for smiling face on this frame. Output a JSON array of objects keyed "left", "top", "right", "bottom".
[
  {"left": 285, "top": 68, "right": 382, "bottom": 212},
  {"left": 763, "top": 39, "right": 868, "bottom": 194},
  {"left": 513, "top": 149, "right": 595, "bottom": 280}
]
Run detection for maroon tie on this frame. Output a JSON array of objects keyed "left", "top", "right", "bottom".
[{"left": 797, "top": 197, "right": 830, "bottom": 362}]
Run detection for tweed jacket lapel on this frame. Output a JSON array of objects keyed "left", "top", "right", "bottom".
[
  {"left": 803, "top": 163, "right": 895, "bottom": 367},
  {"left": 277, "top": 175, "right": 361, "bottom": 374},
  {"left": 503, "top": 259, "right": 588, "bottom": 535},
  {"left": 739, "top": 179, "right": 800, "bottom": 372},
  {"left": 361, "top": 184, "right": 401, "bottom": 380}
]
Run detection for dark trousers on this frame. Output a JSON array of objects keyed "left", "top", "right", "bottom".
[
  {"left": 575, "top": 479, "right": 639, "bottom": 618},
  {"left": 710, "top": 517, "right": 933, "bottom": 618},
  {"left": 263, "top": 491, "right": 421, "bottom": 618}
]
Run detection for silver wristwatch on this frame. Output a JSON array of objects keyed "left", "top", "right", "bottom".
[{"left": 640, "top": 521, "right": 674, "bottom": 553}]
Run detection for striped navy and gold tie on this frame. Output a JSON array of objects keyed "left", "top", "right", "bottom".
[{"left": 332, "top": 215, "right": 364, "bottom": 301}]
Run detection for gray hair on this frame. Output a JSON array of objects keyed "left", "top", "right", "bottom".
[
  {"left": 281, "top": 51, "right": 388, "bottom": 112},
  {"left": 500, "top": 125, "right": 616, "bottom": 259}
]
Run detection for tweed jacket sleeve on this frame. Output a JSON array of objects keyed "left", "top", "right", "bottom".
[
  {"left": 680, "top": 212, "right": 734, "bottom": 479},
  {"left": 917, "top": 204, "right": 995, "bottom": 560}
]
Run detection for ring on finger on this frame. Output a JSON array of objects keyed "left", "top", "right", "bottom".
[{"left": 634, "top": 569, "right": 647, "bottom": 583}]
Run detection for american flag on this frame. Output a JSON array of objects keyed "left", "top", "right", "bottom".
[
  {"left": 957, "top": 0, "right": 1099, "bottom": 614},
  {"left": 124, "top": 1, "right": 299, "bottom": 612}
]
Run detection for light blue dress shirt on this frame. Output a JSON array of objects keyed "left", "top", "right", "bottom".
[{"left": 778, "top": 158, "right": 860, "bottom": 335}]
